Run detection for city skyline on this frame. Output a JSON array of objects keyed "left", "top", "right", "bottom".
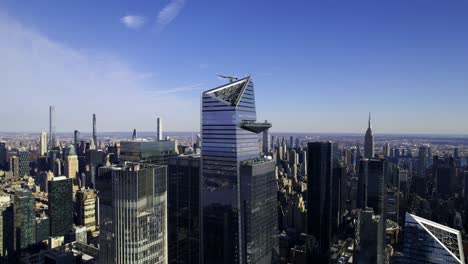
[{"left": 1, "top": 1, "right": 468, "bottom": 134}]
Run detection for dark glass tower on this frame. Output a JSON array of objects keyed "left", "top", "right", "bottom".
[
  {"left": 0, "top": 142, "right": 6, "bottom": 170},
  {"left": 201, "top": 76, "right": 275, "bottom": 264},
  {"left": 168, "top": 155, "right": 200, "bottom": 264},
  {"left": 13, "top": 189, "right": 35, "bottom": 251},
  {"left": 357, "top": 159, "right": 369, "bottom": 209},
  {"left": 367, "top": 159, "right": 386, "bottom": 216},
  {"left": 18, "top": 150, "right": 30, "bottom": 177},
  {"left": 48, "top": 176, "right": 73, "bottom": 237},
  {"left": 239, "top": 159, "right": 278, "bottom": 264},
  {"left": 306, "top": 142, "right": 339, "bottom": 262}
]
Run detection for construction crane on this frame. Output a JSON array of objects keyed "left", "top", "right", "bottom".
[{"left": 217, "top": 75, "right": 239, "bottom": 83}]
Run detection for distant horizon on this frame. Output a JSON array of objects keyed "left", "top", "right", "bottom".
[{"left": 2, "top": 131, "right": 468, "bottom": 137}]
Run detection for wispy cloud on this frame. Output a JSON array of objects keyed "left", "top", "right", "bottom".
[
  {"left": 121, "top": 15, "right": 146, "bottom": 29},
  {"left": 156, "top": 0, "right": 186, "bottom": 31},
  {"left": 0, "top": 13, "right": 199, "bottom": 132},
  {"left": 151, "top": 83, "right": 203, "bottom": 96}
]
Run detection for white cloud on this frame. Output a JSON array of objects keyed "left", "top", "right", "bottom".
[
  {"left": 0, "top": 13, "right": 199, "bottom": 132},
  {"left": 157, "top": 0, "right": 186, "bottom": 30},
  {"left": 121, "top": 15, "right": 146, "bottom": 29}
]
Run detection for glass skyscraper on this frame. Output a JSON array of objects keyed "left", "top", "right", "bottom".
[
  {"left": 306, "top": 141, "right": 340, "bottom": 262},
  {"left": 201, "top": 76, "right": 276, "bottom": 264},
  {"left": 167, "top": 155, "right": 200, "bottom": 264},
  {"left": 48, "top": 176, "right": 73, "bottom": 237},
  {"left": 394, "top": 213, "right": 465, "bottom": 264},
  {"left": 97, "top": 163, "right": 167, "bottom": 264},
  {"left": 13, "top": 189, "right": 35, "bottom": 251}
]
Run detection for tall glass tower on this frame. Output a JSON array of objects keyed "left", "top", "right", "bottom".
[{"left": 201, "top": 76, "right": 276, "bottom": 264}]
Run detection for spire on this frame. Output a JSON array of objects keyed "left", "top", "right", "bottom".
[{"left": 368, "top": 112, "right": 371, "bottom": 129}]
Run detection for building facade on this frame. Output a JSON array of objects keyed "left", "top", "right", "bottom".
[
  {"left": 49, "top": 176, "right": 73, "bottom": 237},
  {"left": 395, "top": 213, "right": 465, "bottom": 264},
  {"left": 201, "top": 76, "right": 275, "bottom": 264},
  {"left": 167, "top": 155, "right": 200, "bottom": 264},
  {"left": 306, "top": 142, "right": 339, "bottom": 262},
  {"left": 98, "top": 163, "right": 167, "bottom": 264}
]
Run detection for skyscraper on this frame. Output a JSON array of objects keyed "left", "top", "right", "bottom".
[
  {"left": 64, "top": 145, "right": 78, "bottom": 179},
  {"left": 10, "top": 156, "right": 19, "bottom": 177},
  {"left": 49, "top": 176, "right": 73, "bottom": 237},
  {"left": 75, "top": 188, "right": 97, "bottom": 237},
  {"left": 239, "top": 159, "right": 279, "bottom": 264},
  {"left": 49, "top": 105, "right": 56, "bottom": 149},
  {"left": 74, "top": 130, "right": 80, "bottom": 149},
  {"left": 364, "top": 113, "right": 375, "bottom": 159},
  {"left": 40, "top": 131, "right": 47, "bottom": 156},
  {"left": 354, "top": 208, "right": 385, "bottom": 264},
  {"left": 0, "top": 142, "right": 6, "bottom": 170},
  {"left": 157, "top": 117, "right": 162, "bottom": 141},
  {"left": 306, "top": 141, "right": 339, "bottom": 262},
  {"left": 367, "top": 159, "right": 386, "bottom": 216},
  {"left": 168, "top": 155, "right": 200, "bottom": 264},
  {"left": 394, "top": 213, "right": 465, "bottom": 264},
  {"left": 92, "top": 113, "right": 97, "bottom": 146},
  {"left": 419, "top": 145, "right": 429, "bottom": 178},
  {"left": 119, "top": 139, "right": 178, "bottom": 165},
  {"left": 97, "top": 163, "right": 167, "bottom": 264},
  {"left": 13, "top": 189, "right": 35, "bottom": 251},
  {"left": 262, "top": 126, "right": 271, "bottom": 156},
  {"left": 201, "top": 76, "right": 276, "bottom": 264},
  {"left": 357, "top": 159, "right": 369, "bottom": 209},
  {"left": 18, "top": 149, "right": 30, "bottom": 177}
]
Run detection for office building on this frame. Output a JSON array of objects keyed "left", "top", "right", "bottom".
[
  {"left": 40, "top": 131, "right": 47, "bottom": 156},
  {"left": 239, "top": 159, "right": 279, "bottom": 264},
  {"left": 92, "top": 114, "right": 97, "bottom": 146},
  {"left": 419, "top": 145, "right": 429, "bottom": 178},
  {"left": 120, "top": 139, "right": 178, "bottom": 165},
  {"left": 364, "top": 113, "right": 375, "bottom": 159},
  {"left": 13, "top": 189, "right": 35, "bottom": 251},
  {"left": 354, "top": 208, "right": 385, "bottom": 264},
  {"left": 64, "top": 145, "right": 78, "bottom": 179},
  {"left": 49, "top": 176, "right": 73, "bottom": 237},
  {"left": 75, "top": 188, "right": 97, "bottom": 237},
  {"left": 0, "top": 196, "right": 12, "bottom": 257},
  {"left": 306, "top": 141, "right": 339, "bottom": 262},
  {"left": 367, "top": 159, "right": 386, "bottom": 216},
  {"left": 0, "top": 142, "right": 6, "bottom": 170},
  {"left": 357, "top": 159, "right": 368, "bottom": 209},
  {"left": 168, "top": 155, "right": 200, "bottom": 264},
  {"left": 97, "top": 163, "right": 167, "bottom": 264},
  {"left": 74, "top": 130, "right": 80, "bottom": 150},
  {"left": 10, "top": 156, "right": 20, "bottom": 177},
  {"left": 49, "top": 105, "right": 56, "bottom": 149},
  {"left": 394, "top": 213, "right": 465, "bottom": 264},
  {"left": 18, "top": 149, "right": 30, "bottom": 177},
  {"left": 433, "top": 156, "right": 457, "bottom": 196},
  {"left": 201, "top": 76, "right": 275, "bottom": 264},
  {"left": 35, "top": 214, "right": 50, "bottom": 243}
]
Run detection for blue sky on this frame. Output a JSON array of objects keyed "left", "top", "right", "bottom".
[{"left": 0, "top": 0, "right": 467, "bottom": 134}]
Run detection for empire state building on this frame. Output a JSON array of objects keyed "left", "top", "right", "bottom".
[{"left": 364, "top": 113, "right": 375, "bottom": 159}]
